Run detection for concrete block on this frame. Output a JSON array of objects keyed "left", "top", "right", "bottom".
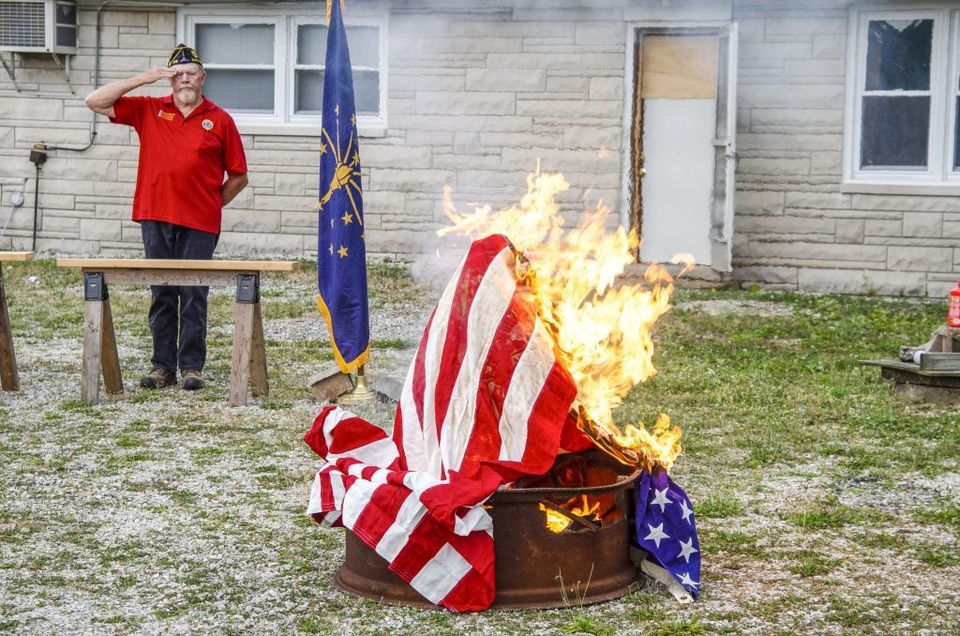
[
  {"left": 222, "top": 209, "right": 281, "bottom": 233},
  {"left": 364, "top": 145, "right": 433, "bottom": 168},
  {"left": 864, "top": 219, "right": 902, "bottom": 237},
  {"left": 785, "top": 191, "right": 851, "bottom": 210},
  {"left": 741, "top": 42, "right": 812, "bottom": 61},
  {"left": 903, "top": 213, "right": 943, "bottom": 238},
  {"left": 739, "top": 84, "right": 844, "bottom": 109},
  {"left": 944, "top": 221, "right": 960, "bottom": 238},
  {"left": 736, "top": 214, "right": 835, "bottom": 235},
  {"left": 733, "top": 265, "right": 799, "bottom": 285},
  {"left": 748, "top": 240, "right": 885, "bottom": 262},
  {"left": 738, "top": 157, "right": 810, "bottom": 176},
  {"left": 888, "top": 246, "right": 952, "bottom": 272},
  {"left": 0, "top": 98, "right": 63, "bottom": 121},
  {"left": 485, "top": 52, "right": 623, "bottom": 71},
  {"left": 750, "top": 108, "right": 843, "bottom": 132},
  {"left": 764, "top": 17, "right": 846, "bottom": 35},
  {"left": 810, "top": 151, "right": 842, "bottom": 175},
  {"left": 589, "top": 77, "right": 623, "bottom": 100},
  {"left": 309, "top": 366, "right": 354, "bottom": 403},
  {"left": 80, "top": 218, "right": 121, "bottom": 241},
  {"left": 546, "top": 75, "right": 589, "bottom": 94},
  {"left": 274, "top": 173, "right": 306, "bottom": 196},
  {"left": 575, "top": 21, "right": 625, "bottom": 45},
  {"left": 812, "top": 34, "right": 846, "bottom": 60},
  {"left": 852, "top": 195, "right": 960, "bottom": 213},
  {"left": 516, "top": 99, "right": 621, "bottom": 120},
  {"left": 148, "top": 12, "right": 175, "bottom": 35}
]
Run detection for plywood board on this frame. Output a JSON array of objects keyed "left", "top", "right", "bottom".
[{"left": 641, "top": 35, "right": 718, "bottom": 99}]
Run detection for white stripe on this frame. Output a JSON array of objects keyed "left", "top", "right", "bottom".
[
  {"left": 375, "top": 491, "right": 429, "bottom": 562},
  {"left": 416, "top": 256, "right": 466, "bottom": 476},
  {"left": 409, "top": 543, "right": 473, "bottom": 604},
  {"left": 402, "top": 470, "right": 442, "bottom": 498},
  {"left": 327, "top": 436, "right": 398, "bottom": 469},
  {"left": 452, "top": 505, "right": 493, "bottom": 537},
  {"left": 340, "top": 479, "right": 379, "bottom": 530},
  {"left": 397, "top": 357, "right": 426, "bottom": 470},
  {"left": 306, "top": 473, "right": 325, "bottom": 515},
  {"left": 441, "top": 248, "right": 517, "bottom": 472},
  {"left": 370, "top": 468, "right": 391, "bottom": 485},
  {"left": 498, "top": 316, "right": 556, "bottom": 461},
  {"left": 318, "top": 510, "right": 341, "bottom": 529},
  {"left": 329, "top": 471, "right": 346, "bottom": 511}
]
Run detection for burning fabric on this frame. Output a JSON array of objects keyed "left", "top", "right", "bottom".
[{"left": 304, "top": 172, "right": 701, "bottom": 610}]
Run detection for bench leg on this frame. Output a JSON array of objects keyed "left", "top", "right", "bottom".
[
  {"left": 0, "top": 267, "right": 20, "bottom": 391},
  {"left": 230, "top": 301, "right": 254, "bottom": 406},
  {"left": 101, "top": 300, "right": 123, "bottom": 395},
  {"left": 81, "top": 299, "right": 104, "bottom": 405},
  {"left": 249, "top": 302, "right": 269, "bottom": 397}
]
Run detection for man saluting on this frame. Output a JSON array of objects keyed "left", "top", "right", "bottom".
[{"left": 85, "top": 44, "right": 248, "bottom": 391}]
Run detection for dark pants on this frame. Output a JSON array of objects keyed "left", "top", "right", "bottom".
[{"left": 141, "top": 220, "right": 219, "bottom": 373}]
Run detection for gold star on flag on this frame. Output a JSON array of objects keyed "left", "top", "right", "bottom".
[
  {"left": 341, "top": 211, "right": 353, "bottom": 225},
  {"left": 351, "top": 114, "right": 356, "bottom": 125},
  {"left": 328, "top": 243, "right": 334, "bottom": 255},
  {"left": 337, "top": 245, "right": 349, "bottom": 258},
  {"left": 320, "top": 142, "right": 328, "bottom": 154}
]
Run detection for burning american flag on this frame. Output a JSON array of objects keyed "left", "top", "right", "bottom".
[{"left": 305, "top": 171, "right": 700, "bottom": 609}]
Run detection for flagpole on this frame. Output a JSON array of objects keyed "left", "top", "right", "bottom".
[{"left": 336, "top": 364, "right": 377, "bottom": 405}]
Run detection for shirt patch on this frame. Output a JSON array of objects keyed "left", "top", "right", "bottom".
[
  {"left": 201, "top": 119, "right": 214, "bottom": 130},
  {"left": 157, "top": 110, "right": 175, "bottom": 121}
]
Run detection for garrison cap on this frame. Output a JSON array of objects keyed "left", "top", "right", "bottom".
[{"left": 167, "top": 43, "right": 202, "bottom": 67}]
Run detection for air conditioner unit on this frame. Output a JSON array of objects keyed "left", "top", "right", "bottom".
[{"left": 0, "top": 0, "right": 77, "bottom": 55}]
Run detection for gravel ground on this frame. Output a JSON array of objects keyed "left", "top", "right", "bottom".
[{"left": 1, "top": 264, "right": 958, "bottom": 635}]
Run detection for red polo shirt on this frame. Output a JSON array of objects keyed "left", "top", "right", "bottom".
[{"left": 111, "top": 95, "right": 247, "bottom": 234}]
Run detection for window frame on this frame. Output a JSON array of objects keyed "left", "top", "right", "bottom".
[
  {"left": 178, "top": 6, "right": 388, "bottom": 135},
  {"left": 844, "top": 8, "right": 957, "bottom": 186}
]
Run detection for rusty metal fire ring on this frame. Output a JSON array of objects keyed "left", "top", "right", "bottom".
[{"left": 335, "top": 451, "right": 643, "bottom": 610}]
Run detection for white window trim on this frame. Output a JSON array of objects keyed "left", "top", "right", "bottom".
[
  {"left": 843, "top": 7, "right": 958, "bottom": 187},
  {"left": 177, "top": 5, "right": 388, "bottom": 137}
]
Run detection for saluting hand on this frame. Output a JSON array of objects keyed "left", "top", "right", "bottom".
[{"left": 140, "top": 66, "right": 176, "bottom": 84}]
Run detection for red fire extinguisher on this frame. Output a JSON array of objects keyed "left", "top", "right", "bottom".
[{"left": 948, "top": 282, "right": 960, "bottom": 328}]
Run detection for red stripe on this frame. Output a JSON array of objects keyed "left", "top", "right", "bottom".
[
  {"left": 349, "top": 483, "right": 412, "bottom": 547},
  {"left": 387, "top": 513, "right": 453, "bottom": 583},
  {"left": 517, "top": 360, "right": 578, "bottom": 473},
  {"left": 457, "top": 281, "right": 534, "bottom": 478},
  {"left": 431, "top": 236, "right": 513, "bottom": 469}
]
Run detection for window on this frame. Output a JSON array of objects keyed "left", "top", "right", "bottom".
[
  {"left": 846, "top": 9, "right": 960, "bottom": 184},
  {"left": 179, "top": 8, "right": 387, "bottom": 132}
]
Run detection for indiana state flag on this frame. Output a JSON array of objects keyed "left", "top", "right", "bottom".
[{"left": 317, "top": 0, "right": 369, "bottom": 373}]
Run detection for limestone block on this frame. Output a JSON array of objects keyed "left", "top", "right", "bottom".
[
  {"left": 364, "top": 145, "right": 433, "bottom": 168},
  {"left": 281, "top": 210, "right": 319, "bottom": 231},
  {"left": 39, "top": 238, "right": 97, "bottom": 253},
  {"left": 0, "top": 98, "right": 63, "bottom": 121},
  {"left": 852, "top": 195, "right": 960, "bottom": 213},
  {"left": 450, "top": 20, "right": 575, "bottom": 39},
  {"left": 738, "top": 157, "right": 810, "bottom": 176},
  {"left": 812, "top": 34, "right": 846, "bottom": 60},
  {"left": 832, "top": 219, "right": 864, "bottom": 243},
  {"left": 405, "top": 130, "right": 455, "bottom": 147},
  {"left": 148, "top": 12, "right": 175, "bottom": 35},
  {"left": 943, "top": 221, "right": 960, "bottom": 238},
  {"left": 739, "top": 84, "right": 844, "bottom": 109},
  {"left": 415, "top": 91, "right": 515, "bottom": 116},
  {"left": 736, "top": 214, "right": 835, "bottom": 235},
  {"left": 501, "top": 147, "right": 612, "bottom": 174},
  {"left": 798, "top": 268, "right": 926, "bottom": 296},
  {"left": 887, "top": 246, "right": 952, "bottom": 272},
  {"left": 246, "top": 150, "right": 317, "bottom": 168},
  {"left": 221, "top": 209, "right": 280, "bottom": 233},
  {"left": 865, "top": 219, "right": 902, "bottom": 237},
  {"left": 811, "top": 151, "right": 842, "bottom": 175},
  {"left": 741, "top": 42, "right": 812, "bottom": 61},
  {"left": 485, "top": 52, "right": 623, "bottom": 71},
  {"left": 750, "top": 108, "right": 843, "bottom": 133},
  {"left": 483, "top": 130, "right": 562, "bottom": 150},
  {"left": 589, "top": 77, "right": 623, "bottom": 101},
  {"left": 93, "top": 203, "right": 131, "bottom": 220},
  {"left": 368, "top": 169, "right": 455, "bottom": 193},
  {"left": 80, "top": 218, "right": 121, "bottom": 241},
  {"left": 785, "top": 191, "right": 851, "bottom": 210},
  {"left": 748, "top": 240, "right": 885, "bottom": 262},
  {"left": 391, "top": 114, "right": 533, "bottom": 132},
  {"left": 218, "top": 232, "right": 304, "bottom": 255},
  {"left": 903, "top": 213, "right": 943, "bottom": 238},
  {"left": 432, "top": 152, "right": 501, "bottom": 170},
  {"left": 516, "top": 99, "right": 621, "bottom": 120},
  {"left": 41, "top": 215, "right": 80, "bottom": 234},
  {"left": 765, "top": 17, "right": 846, "bottom": 35},
  {"left": 738, "top": 133, "right": 841, "bottom": 152},
  {"left": 118, "top": 34, "right": 174, "bottom": 50},
  {"left": 273, "top": 173, "right": 305, "bottom": 196},
  {"left": 465, "top": 69, "right": 545, "bottom": 93},
  {"left": 101, "top": 11, "right": 148, "bottom": 27},
  {"left": 78, "top": 25, "right": 118, "bottom": 48},
  {"left": 575, "top": 22, "right": 625, "bottom": 45},
  {"left": 254, "top": 194, "right": 315, "bottom": 213},
  {"left": 732, "top": 265, "right": 798, "bottom": 285}
]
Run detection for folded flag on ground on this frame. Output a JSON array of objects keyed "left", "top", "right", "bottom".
[{"left": 635, "top": 470, "right": 701, "bottom": 598}]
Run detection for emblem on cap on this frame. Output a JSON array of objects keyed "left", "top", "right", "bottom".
[
  {"left": 167, "top": 43, "right": 202, "bottom": 67},
  {"left": 202, "top": 119, "right": 214, "bottom": 130}
]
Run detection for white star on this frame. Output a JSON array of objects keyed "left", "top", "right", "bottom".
[
  {"left": 644, "top": 522, "right": 670, "bottom": 548},
  {"left": 679, "top": 499, "right": 694, "bottom": 524},
  {"left": 678, "top": 571, "right": 699, "bottom": 589},
  {"left": 652, "top": 487, "right": 672, "bottom": 512},
  {"left": 678, "top": 537, "right": 699, "bottom": 563}
]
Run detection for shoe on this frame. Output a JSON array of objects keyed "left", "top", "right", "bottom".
[
  {"left": 140, "top": 368, "right": 175, "bottom": 389},
  {"left": 180, "top": 369, "right": 205, "bottom": 391}
]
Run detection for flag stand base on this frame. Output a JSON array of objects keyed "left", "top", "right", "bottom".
[{"left": 336, "top": 365, "right": 378, "bottom": 406}]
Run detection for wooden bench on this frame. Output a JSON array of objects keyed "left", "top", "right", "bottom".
[
  {"left": 0, "top": 251, "right": 35, "bottom": 391},
  {"left": 56, "top": 258, "right": 299, "bottom": 406}
]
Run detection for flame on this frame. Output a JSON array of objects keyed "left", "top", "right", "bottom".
[
  {"left": 539, "top": 495, "right": 603, "bottom": 533},
  {"left": 439, "top": 169, "right": 690, "bottom": 471}
]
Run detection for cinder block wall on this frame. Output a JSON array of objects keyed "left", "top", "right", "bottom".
[
  {"left": 732, "top": 0, "right": 959, "bottom": 297},
  {"left": 0, "top": 2, "right": 627, "bottom": 259}
]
